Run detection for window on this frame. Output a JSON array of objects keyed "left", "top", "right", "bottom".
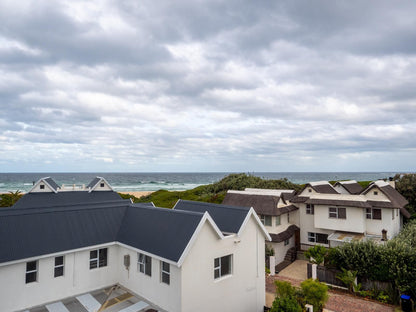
[
  {"left": 90, "top": 248, "right": 107, "bottom": 269},
  {"left": 392, "top": 209, "right": 395, "bottom": 220},
  {"left": 54, "top": 256, "right": 64, "bottom": 277},
  {"left": 260, "top": 215, "right": 272, "bottom": 226},
  {"left": 287, "top": 213, "right": 290, "bottom": 223},
  {"left": 284, "top": 239, "right": 290, "bottom": 246},
  {"left": 138, "top": 253, "right": 152, "bottom": 276},
  {"left": 26, "top": 261, "right": 37, "bottom": 283},
  {"left": 329, "top": 207, "right": 346, "bottom": 219},
  {"left": 373, "top": 191, "right": 378, "bottom": 195},
  {"left": 306, "top": 204, "right": 314, "bottom": 215},
  {"left": 100, "top": 182, "right": 105, "bottom": 187},
  {"left": 275, "top": 215, "right": 281, "bottom": 226},
  {"left": 40, "top": 184, "right": 45, "bottom": 189},
  {"left": 308, "top": 232, "right": 328, "bottom": 244},
  {"left": 214, "top": 255, "right": 232, "bottom": 279},
  {"left": 161, "top": 261, "right": 170, "bottom": 285},
  {"left": 366, "top": 208, "right": 382, "bottom": 220},
  {"left": 308, "top": 188, "right": 312, "bottom": 192}
]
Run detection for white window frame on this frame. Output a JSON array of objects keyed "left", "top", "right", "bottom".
[
  {"left": 161, "top": 261, "right": 170, "bottom": 285},
  {"left": 89, "top": 248, "right": 107, "bottom": 269},
  {"left": 214, "top": 254, "right": 232, "bottom": 279},
  {"left": 275, "top": 215, "right": 281, "bottom": 226},
  {"left": 308, "top": 232, "right": 316, "bottom": 243},
  {"left": 260, "top": 215, "right": 272, "bottom": 226},
  {"left": 329, "top": 207, "right": 346, "bottom": 219},
  {"left": 366, "top": 208, "right": 382, "bottom": 220},
  {"left": 138, "top": 253, "right": 151, "bottom": 276},
  {"left": 54, "top": 256, "right": 64, "bottom": 277},
  {"left": 26, "top": 260, "right": 38, "bottom": 284},
  {"left": 306, "top": 204, "right": 314, "bottom": 215}
]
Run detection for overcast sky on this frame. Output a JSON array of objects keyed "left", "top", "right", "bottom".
[{"left": 1, "top": 0, "right": 416, "bottom": 172}]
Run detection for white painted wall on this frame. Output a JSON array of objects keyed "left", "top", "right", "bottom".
[
  {"left": 362, "top": 186, "right": 390, "bottom": 201},
  {"left": 116, "top": 245, "right": 181, "bottom": 312},
  {"left": 271, "top": 236, "right": 295, "bottom": 264},
  {"left": 30, "top": 181, "right": 55, "bottom": 193},
  {"left": 0, "top": 244, "right": 119, "bottom": 312},
  {"left": 365, "top": 208, "right": 401, "bottom": 238},
  {"left": 314, "top": 205, "right": 365, "bottom": 233},
  {"left": 180, "top": 216, "right": 265, "bottom": 312}
]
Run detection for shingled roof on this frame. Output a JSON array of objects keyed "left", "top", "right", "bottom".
[
  {"left": 222, "top": 192, "right": 280, "bottom": 216},
  {"left": 269, "top": 225, "right": 299, "bottom": 243}
]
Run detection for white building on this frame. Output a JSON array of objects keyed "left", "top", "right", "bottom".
[
  {"left": 0, "top": 178, "right": 270, "bottom": 312},
  {"left": 222, "top": 189, "right": 299, "bottom": 271},
  {"left": 291, "top": 180, "right": 410, "bottom": 250}
]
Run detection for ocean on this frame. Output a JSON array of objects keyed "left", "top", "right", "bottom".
[{"left": 0, "top": 172, "right": 399, "bottom": 193}]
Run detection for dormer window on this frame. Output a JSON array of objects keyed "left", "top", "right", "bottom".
[
  {"left": 40, "top": 184, "right": 45, "bottom": 190},
  {"left": 100, "top": 183, "right": 105, "bottom": 187}
]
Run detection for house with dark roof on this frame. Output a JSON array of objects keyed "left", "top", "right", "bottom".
[
  {"left": 0, "top": 178, "right": 270, "bottom": 312},
  {"left": 291, "top": 180, "right": 410, "bottom": 249},
  {"left": 221, "top": 189, "right": 299, "bottom": 271}
]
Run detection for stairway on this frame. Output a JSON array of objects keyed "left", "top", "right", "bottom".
[{"left": 275, "top": 247, "right": 297, "bottom": 273}]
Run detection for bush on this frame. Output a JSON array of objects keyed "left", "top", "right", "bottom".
[
  {"left": 305, "top": 245, "right": 327, "bottom": 265},
  {"left": 300, "top": 279, "right": 329, "bottom": 312},
  {"left": 271, "top": 281, "right": 302, "bottom": 312}
]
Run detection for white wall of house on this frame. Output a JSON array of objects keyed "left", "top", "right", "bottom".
[
  {"left": 298, "top": 203, "right": 332, "bottom": 250},
  {"left": 0, "top": 244, "right": 118, "bottom": 312},
  {"left": 365, "top": 208, "right": 401, "bottom": 239},
  {"left": 362, "top": 186, "right": 390, "bottom": 201},
  {"left": 180, "top": 216, "right": 265, "bottom": 312},
  {"left": 271, "top": 236, "right": 295, "bottom": 264},
  {"left": 314, "top": 205, "right": 365, "bottom": 233},
  {"left": 116, "top": 245, "right": 181, "bottom": 312},
  {"left": 30, "top": 182, "right": 54, "bottom": 193},
  {"left": 91, "top": 181, "right": 113, "bottom": 191}
]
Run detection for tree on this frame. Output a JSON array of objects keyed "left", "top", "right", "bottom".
[
  {"left": 300, "top": 279, "right": 329, "bottom": 312},
  {"left": 270, "top": 280, "right": 302, "bottom": 312},
  {"left": 0, "top": 190, "right": 23, "bottom": 207},
  {"left": 305, "top": 245, "right": 327, "bottom": 265},
  {"left": 394, "top": 173, "right": 416, "bottom": 217}
]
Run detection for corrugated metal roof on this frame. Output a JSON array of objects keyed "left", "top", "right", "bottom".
[
  {"left": 13, "top": 191, "right": 122, "bottom": 209},
  {"left": 174, "top": 200, "right": 250, "bottom": 234},
  {"left": 118, "top": 204, "right": 204, "bottom": 262}
]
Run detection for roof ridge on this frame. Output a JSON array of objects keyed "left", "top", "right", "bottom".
[
  {"left": 179, "top": 199, "right": 250, "bottom": 211},
  {"left": 131, "top": 203, "right": 206, "bottom": 217}
]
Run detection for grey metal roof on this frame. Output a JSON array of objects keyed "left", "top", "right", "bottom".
[
  {"left": 13, "top": 191, "right": 122, "bottom": 209},
  {"left": 0, "top": 198, "right": 206, "bottom": 264},
  {"left": 0, "top": 203, "right": 128, "bottom": 263},
  {"left": 118, "top": 204, "right": 204, "bottom": 262},
  {"left": 44, "top": 177, "right": 60, "bottom": 192},
  {"left": 173, "top": 200, "right": 250, "bottom": 234},
  {"left": 87, "top": 177, "right": 101, "bottom": 189}
]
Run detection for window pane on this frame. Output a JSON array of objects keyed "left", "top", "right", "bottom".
[
  {"left": 99, "top": 248, "right": 107, "bottom": 267},
  {"left": 214, "top": 268, "right": 220, "bottom": 279},
  {"left": 338, "top": 208, "right": 346, "bottom": 219},
  {"left": 26, "top": 261, "right": 37, "bottom": 272},
  {"left": 265, "top": 216, "right": 272, "bottom": 226},
  {"left": 90, "top": 250, "right": 97, "bottom": 259},
  {"left": 275, "top": 215, "right": 281, "bottom": 225},
  {"left": 55, "top": 256, "right": 64, "bottom": 266},
  {"left": 26, "top": 272, "right": 37, "bottom": 283},
  {"left": 373, "top": 209, "right": 382, "bottom": 220},
  {"left": 214, "top": 258, "right": 219, "bottom": 267},
  {"left": 366, "top": 208, "right": 372, "bottom": 219},
  {"left": 162, "top": 272, "right": 170, "bottom": 284},
  {"left": 316, "top": 233, "right": 328, "bottom": 244},
  {"left": 162, "top": 262, "right": 170, "bottom": 273},
  {"left": 145, "top": 256, "right": 152, "bottom": 276},
  {"left": 220, "top": 255, "right": 231, "bottom": 276},
  {"left": 90, "top": 260, "right": 97, "bottom": 269},
  {"left": 54, "top": 266, "right": 64, "bottom": 277}
]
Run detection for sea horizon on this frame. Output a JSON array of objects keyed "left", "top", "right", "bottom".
[{"left": 0, "top": 171, "right": 405, "bottom": 193}]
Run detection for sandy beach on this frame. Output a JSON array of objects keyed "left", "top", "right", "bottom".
[{"left": 119, "top": 191, "right": 154, "bottom": 198}]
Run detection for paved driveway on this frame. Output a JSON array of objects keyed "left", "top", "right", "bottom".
[{"left": 266, "top": 260, "right": 395, "bottom": 312}]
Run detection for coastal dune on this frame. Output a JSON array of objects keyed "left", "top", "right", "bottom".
[{"left": 119, "top": 191, "right": 154, "bottom": 198}]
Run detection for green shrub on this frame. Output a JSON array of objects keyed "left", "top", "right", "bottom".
[
  {"left": 300, "top": 279, "right": 328, "bottom": 312},
  {"left": 336, "top": 268, "right": 358, "bottom": 293},
  {"left": 305, "top": 245, "right": 327, "bottom": 265},
  {"left": 270, "top": 297, "right": 302, "bottom": 312}
]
